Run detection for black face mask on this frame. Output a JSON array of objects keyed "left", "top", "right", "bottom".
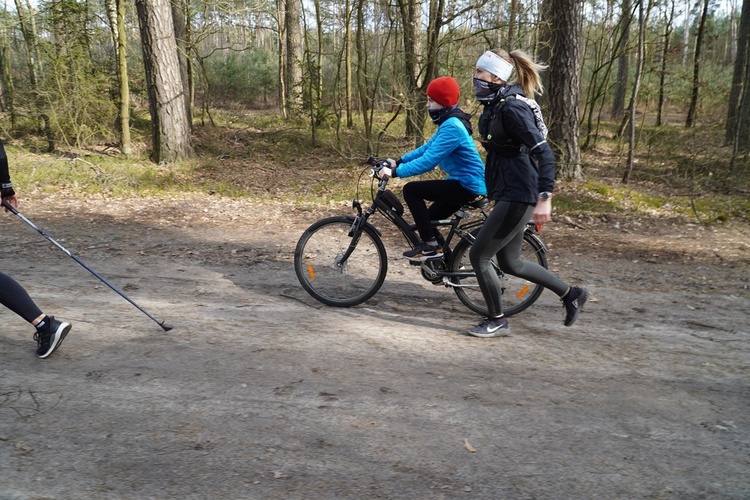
[
  {"left": 428, "top": 106, "right": 452, "bottom": 124},
  {"left": 473, "top": 78, "right": 506, "bottom": 103}
]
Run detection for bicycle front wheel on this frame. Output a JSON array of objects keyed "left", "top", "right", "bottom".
[
  {"left": 450, "top": 230, "right": 547, "bottom": 317},
  {"left": 294, "top": 216, "right": 388, "bottom": 307}
]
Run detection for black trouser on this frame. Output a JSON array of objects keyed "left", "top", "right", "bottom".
[
  {"left": 402, "top": 179, "right": 477, "bottom": 242},
  {"left": 0, "top": 272, "right": 43, "bottom": 324},
  {"left": 469, "top": 201, "right": 569, "bottom": 318}
]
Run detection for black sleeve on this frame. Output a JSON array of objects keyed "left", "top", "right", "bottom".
[{"left": 0, "top": 140, "right": 10, "bottom": 185}]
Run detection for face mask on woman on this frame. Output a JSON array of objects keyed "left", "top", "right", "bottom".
[{"left": 473, "top": 78, "right": 507, "bottom": 103}]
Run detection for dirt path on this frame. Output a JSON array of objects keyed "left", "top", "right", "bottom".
[{"left": 1, "top": 194, "right": 748, "bottom": 499}]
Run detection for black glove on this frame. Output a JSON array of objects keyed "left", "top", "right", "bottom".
[{"left": 1, "top": 182, "right": 15, "bottom": 198}]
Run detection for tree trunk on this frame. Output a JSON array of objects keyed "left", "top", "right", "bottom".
[
  {"left": 135, "top": 0, "right": 192, "bottom": 163},
  {"left": 285, "top": 0, "right": 303, "bottom": 112},
  {"left": 611, "top": 0, "right": 632, "bottom": 121},
  {"left": 543, "top": 0, "right": 583, "bottom": 179},
  {"left": 276, "top": 0, "right": 288, "bottom": 118},
  {"left": 727, "top": 0, "right": 750, "bottom": 146},
  {"left": 397, "top": 0, "right": 423, "bottom": 143},
  {"left": 656, "top": 0, "right": 675, "bottom": 127},
  {"left": 171, "top": 0, "right": 192, "bottom": 130},
  {"left": 508, "top": 0, "right": 518, "bottom": 48},
  {"left": 686, "top": 0, "right": 709, "bottom": 127},
  {"left": 105, "top": 0, "right": 132, "bottom": 155},
  {"left": 345, "top": 0, "right": 353, "bottom": 128},
  {"left": 355, "top": 0, "right": 372, "bottom": 149},
  {"left": 623, "top": 0, "right": 649, "bottom": 183}
]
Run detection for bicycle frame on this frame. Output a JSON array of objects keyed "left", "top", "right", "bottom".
[{"left": 346, "top": 173, "right": 490, "bottom": 287}]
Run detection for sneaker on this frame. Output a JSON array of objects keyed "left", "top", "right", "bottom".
[
  {"left": 562, "top": 287, "right": 589, "bottom": 326},
  {"left": 467, "top": 317, "right": 510, "bottom": 338},
  {"left": 403, "top": 242, "right": 443, "bottom": 261},
  {"left": 34, "top": 316, "right": 72, "bottom": 359}
]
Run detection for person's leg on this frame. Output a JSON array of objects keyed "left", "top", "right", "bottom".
[
  {"left": 0, "top": 272, "right": 44, "bottom": 323},
  {"left": 404, "top": 180, "right": 475, "bottom": 241},
  {"left": 403, "top": 180, "right": 441, "bottom": 242},
  {"left": 468, "top": 202, "right": 589, "bottom": 331},
  {"left": 496, "top": 230, "right": 569, "bottom": 297},
  {"left": 0, "top": 272, "right": 72, "bottom": 358},
  {"left": 425, "top": 180, "right": 477, "bottom": 241},
  {"left": 469, "top": 201, "right": 533, "bottom": 320},
  {"left": 494, "top": 220, "right": 589, "bottom": 325}
]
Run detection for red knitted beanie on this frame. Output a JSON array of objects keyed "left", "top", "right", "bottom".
[{"left": 426, "top": 76, "right": 460, "bottom": 107}]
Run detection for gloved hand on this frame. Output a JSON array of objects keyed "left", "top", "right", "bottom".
[
  {"left": 386, "top": 158, "right": 398, "bottom": 168},
  {"left": 377, "top": 167, "right": 393, "bottom": 179},
  {"left": 1, "top": 182, "right": 15, "bottom": 199}
]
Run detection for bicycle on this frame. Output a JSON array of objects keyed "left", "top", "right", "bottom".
[{"left": 294, "top": 157, "right": 549, "bottom": 317}]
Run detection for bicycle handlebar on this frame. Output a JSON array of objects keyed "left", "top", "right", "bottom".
[{"left": 365, "top": 156, "right": 392, "bottom": 184}]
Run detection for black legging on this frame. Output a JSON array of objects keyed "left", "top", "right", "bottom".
[
  {"left": 402, "top": 179, "right": 477, "bottom": 242},
  {"left": 0, "top": 272, "right": 43, "bottom": 324},
  {"left": 469, "top": 201, "right": 569, "bottom": 318}
]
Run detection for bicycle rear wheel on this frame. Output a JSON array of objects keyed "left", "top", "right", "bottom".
[
  {"left": 450, "top": 230, "right": 547, "bottom": 317},
  {"left": 294, "top": 216, "right": 388, "bottom": 307}
]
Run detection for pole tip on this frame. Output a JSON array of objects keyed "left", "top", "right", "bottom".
[{"left": 161, "top": 323, "right": 173, "bottom": 332}]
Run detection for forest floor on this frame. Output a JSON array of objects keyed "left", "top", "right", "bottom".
[{"left": 0, "top": 185, "right": 748, "bottom": 498}]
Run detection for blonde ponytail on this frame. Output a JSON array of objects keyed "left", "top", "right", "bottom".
[
  {"left": 486, "top": 48, "right": 547, "bottom": 97},
  {"left": 508, "top": 50, "right": 547, "bottom": 98}
]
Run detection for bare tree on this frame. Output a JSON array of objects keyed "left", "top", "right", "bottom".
[
  {"left": 727, "top": 0, "right": 750, "bottom": 148},
  {"left": 276, "top": 0, "right": 288, "bottom": 118},
  {"left": 686, "top": 0, "right": 710, "bottom": 127},
  {"left": 344, "top": 0, "right": 353, "bottom": 128},
  {"left": 104, "top": 0, "right": 132, "bottom": 155},
  {"left": 611, "top": 0, "right": 633, "bottom": 121},
  {"left": 623, "top": 0, "right": 652, "bottom": 183},
  {"left": 355, "top": 0, "right": 373, "bottom": 148},
  {"left": 286, "top": 0, "right": 303, "bottom": 112},
  {"left": 135, "top": 0, "right": 192, "bottom": 162},
  {"left": 656, "top": 0, "right": 676, "bottom": 126}
]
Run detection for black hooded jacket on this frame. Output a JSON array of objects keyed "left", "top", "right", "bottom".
[{"left": 477, "top": 84, "right": 555, "bottom": 203}]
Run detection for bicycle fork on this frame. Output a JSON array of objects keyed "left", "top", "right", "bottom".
[{"left": 335, "top": 202, "right": 373, "bottom": 269}]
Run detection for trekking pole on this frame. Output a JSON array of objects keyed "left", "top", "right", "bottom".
[{"left": 2, "top": 200, "right": 172, "bottom": 332}]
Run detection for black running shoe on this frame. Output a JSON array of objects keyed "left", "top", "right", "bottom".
[
  {"left": 562, "top": 287, "right": 589, "bottom": 326},
  {"left": 35, "top": 316, "right": 72, "bottom": 359},
  {"left": 403, "top": 243, "right": 443, "bottom": 262},
  {"left": 467, "top": 317, "right": 510, "bottom": 338}
]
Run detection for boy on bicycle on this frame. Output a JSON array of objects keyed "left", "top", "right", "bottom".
[{"left": 377, "top": 76, "right": 486, "bottom": 261}]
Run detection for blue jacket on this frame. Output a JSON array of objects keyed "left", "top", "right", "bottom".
[
  {"left": 478, "top": 84, "right": 555, "bottom": 203},
  {"left": 395, "top": 116, "right": 487, "bottom": 196}
]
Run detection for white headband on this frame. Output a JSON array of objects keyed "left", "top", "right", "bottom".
[{"left": 476, "top": 51, "right": 514, "bottom": 81}]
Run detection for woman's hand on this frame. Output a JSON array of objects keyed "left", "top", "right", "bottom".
[
  {"left": 533, "top": 199, "right": 551, "bottom": 225},
  {"left": 1, "top": 193, "right": 18, "bottom": 211}
]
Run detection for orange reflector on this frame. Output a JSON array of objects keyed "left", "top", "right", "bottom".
[
  {"left": 516, "top": 285, "right": 530, "bottom": 299},
  {"left": 307, "top": 264, "right": 316, "bottom": 280}
]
